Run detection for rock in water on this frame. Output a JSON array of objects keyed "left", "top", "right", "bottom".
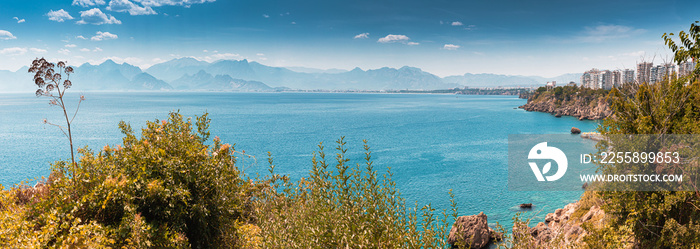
[
  {"left": 448, "top": 212, "right": 492, "bottom": 248},
  {"left": 520, "top": 203, "right": 533, "bottom": 208},
  {"left": 571, "top": 127, "right": 581, "bottom": 134}
]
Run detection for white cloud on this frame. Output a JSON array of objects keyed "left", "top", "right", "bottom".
[
  {"left": 47, "top": 9, "right": 74, "bottom": 22},
  {"left": 451, "top": 21, "right": 463, "bottom": 26},
  {"left": 0, "top": 30, "right": 17, "bottom": 40},
  {"left": 354, "top": 33, "right": 369, "bottom": 39},
  {"left": 291, "top": 21, "right": 296, "bottom": 25},
  {"left": 578, "top": 24, "right": 645, "bottom": 43},
  {"left": 72, "top": 0, "right": 106, "bottom": 7},
  {"left": 262, "top": 14, "right": 269, "bottom": 18},
  {"left": 407, "top": 42, "right": 420, "bottom": 46},
  {"left": 30, "top": 48, "right": 47, "bottom": 54},
  {"left": 13, "top": 17, "right": 25, "bottom": 24},
  {"left": 256, "top": 53, "right": 265, "bottom": 56},
  {"left": 65, "top": 44, "right": 78, "bottom": 48},
  {"left": 443, "top": 44, "right": 460, "bottom": 50},
  {"left": 623, "top": 51, "right": 645, "bottom": 57},
  {"left": 0, "top": 47, "right": 27, "bottom": 56},
  {"left": 58, "top": 48, "right": 71, "bottom": 55},
  {"left": 107, "top": 0, "right": 157, "bottom": 15},
  {"left": 195, "top": 53, "right": 244, "bottom": 62},
  {"left": 378, "top": 34, "right": 411, "bottom": 44},
  {"left": 91, "top": 31, "right": 118, "bottom": 41},
  {"left": 80, "top": 48, "right": 91, "bottom": 52},
  {"left": 94, "top": 47, "right": 103, "bottom": 52},
  {"left": 465, "top": 24, "right": 476, "bottom": 31},
  {"left": 132, "top": 0, "right": 215, "bottom": 7},
  {"left": 77, "top": 8, "right": 121, "bottom": 25},
  {"left": 76, "top": 35, "right": 87, "bottom": 40}
]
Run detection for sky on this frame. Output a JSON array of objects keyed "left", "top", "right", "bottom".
[{"left": 0, "top": 0, "right": 698, "bottom": 77}]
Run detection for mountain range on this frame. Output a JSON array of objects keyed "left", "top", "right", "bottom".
[{"left": 0, "top": 57, "right": 582, "bottom": 92}]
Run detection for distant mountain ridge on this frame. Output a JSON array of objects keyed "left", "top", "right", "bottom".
[{"left": 0, "top": 57, "right": 581, "bottom": 92}]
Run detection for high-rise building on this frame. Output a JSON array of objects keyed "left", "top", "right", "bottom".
[
  {"left": 622, "top": 69, "right": 635, "bottom": 84},
  {"left": 637, "top": 62, "right": 653, "bottom": 84},
  {"left": 612, "top": 70, "right": 622, "bottom": 88},
  {"left": 650, "top": 63, "right": 676, "bottom": 83},
  {"left": 581, "top": 68, "right": 602, "bottom": 89},
  {"left": 601, "top": 70, "right": 614, "bottom": 90},
  {"left": 680, "top": 61, "right": 697, "bottom": 76}
]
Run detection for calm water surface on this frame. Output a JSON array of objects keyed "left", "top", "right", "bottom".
[{"left": 0, "top": 92, "right": 600, "bottom": 228}]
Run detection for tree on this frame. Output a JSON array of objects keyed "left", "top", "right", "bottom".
[
  {"left": 28, "top": 58, "right": 84, "bottom": 181},
  {"left": 663, "top": 21, "right": 700, "bottom": 77}
]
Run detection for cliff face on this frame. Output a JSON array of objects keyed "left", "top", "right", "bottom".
[{"left": 519, "top": 91, "right": 612, "bottom": 120}]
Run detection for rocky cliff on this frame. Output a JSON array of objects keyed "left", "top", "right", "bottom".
[
  {"left": 519, "top": 87, "right": 612, "bottom": 120},
  {"left": 513, "top": 192, "right": 612, "bottom": 248}
]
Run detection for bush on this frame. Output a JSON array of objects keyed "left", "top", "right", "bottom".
[
  {"left": 248, "top": 137, "right": 459, "bottom": 248},
  {"left": 0, "top": 112, "right": 247, "bottom": 248},
  {"left": 0, "top": 112, "right": 462, "bottom": 248}
]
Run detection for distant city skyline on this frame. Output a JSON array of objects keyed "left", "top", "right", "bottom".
[{"left": 0, "top": 0, "right": 698, "bottom": 78}]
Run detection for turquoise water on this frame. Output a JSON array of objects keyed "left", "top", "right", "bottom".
[{"left": 0, "top": 92, "right": 600, "bottom": 229}]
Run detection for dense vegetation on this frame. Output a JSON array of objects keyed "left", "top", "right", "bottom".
[
  {"left": 581, "top": 21, "right": 700, "bottom": 248},
  {"left": 0, "top": 112, "right": 462, "bottom": 248},
  {"left": 528, "top": 85, "right": 608, "bottom": 107}
]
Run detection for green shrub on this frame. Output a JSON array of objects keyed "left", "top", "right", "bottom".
[
  {"left": 0, "top": 112, "right": 247, "bottom": 248},
  {"left": 248, "top": 137, "right": 459, "bottom": 248},
  {"left": 0, "top": 112, "right": 462, "bottom": 248}
]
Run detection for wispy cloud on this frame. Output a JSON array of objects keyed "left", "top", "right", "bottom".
[
  {"left": 107, "top": 0, "right": 157, "bottom": 15},
  {"left": 577, "top": 24, "right": 645, "bottom": 43},
  {"left": 30, "top": 48, "right": 47, "bottom": 54},
  {"left": 0, "top": 47, "right": 27, "bottom": 56},
  {"left": 443, "top": 44, "right": 460, "bottom": 50},
  {"left": 77, "top": 8, "right": 121, "bottom": 25},
  {"left": 195, "top": 52, "right": 244, "bottom": 62},
  {"left": 354, "top": 33, "right": 369, "bottom": 39},
  {"left": 58, "top": 48, "right": 71, "bottom": 55},
  {"left": 91, "top": 31, "right": 118, "bottom": 41},
  {"left": 47, "top": 9, "right": 74, "bottom": 22},
  {"left": 623, "top": 51, "right": 645, "bottom": 57},
  {"left": 72, "top": 0, "right": 106, "bottom": 7},
  {"left": 76, "top": 35, "right": 87, "bottom": 40},
  {"left": 0, "top": 30, "right": 17, "bottom": 40},
  {"left": 94, "top": 47, "right": 103, "bottom": 52},
  {"left": 65, "top": 44, "right": 78, "bottom": 48},
  {"left": 451, "top": 21, "right": 463, "bottom": 26},
  {"left": 262, "top": 14, "right": 269, "bottom": 18},
  {"left": 407, "top": 42, "right": 419, "bottom": 46},
  {"left": 132, "top": 0, "right": 216, "bottom": 7},
  {"left": 378, "top": 34, "right": 411, "bottom": 44},
  {"left": 13, "top": 17, "right": 25, "bottom": 24},
  {"left": 465, "top": 24, "right": 476, "bottom": 31},
  {"left": 80, "top": 48, "right": 91, "bottom": 52}
]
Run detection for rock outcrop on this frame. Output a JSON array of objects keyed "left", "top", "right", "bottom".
[
  {"left": 448, "top": 212, "right": 502, "bottom": 248},
  {"left": 514, "top": 199, "right": 608, "bottom": 248},
  {"left": 571, "top": 127, "right": 581, "bottom": 134},
  {"left": 519, "top": 92, "right": 612, "bottom": 120}
]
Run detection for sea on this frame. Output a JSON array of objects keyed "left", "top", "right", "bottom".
[{"left": 0, "top": 92, "right": 600, "bottom": 229}]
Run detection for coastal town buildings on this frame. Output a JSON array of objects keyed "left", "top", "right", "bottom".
[
  {"left": 637, "top": 62, "right": 653, "bottom": 84},
  {"left": 680, "top": 61, "right": 697, "bottom": 76},
  {"left": 578, "top": 62, "right": 691, "bottom": 90},
  {"left": 622, "top": 69, "right": 635, "bottom": 84}
]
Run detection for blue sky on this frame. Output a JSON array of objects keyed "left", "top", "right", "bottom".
[{"left": 0, "top": 0, "right": 698, "bottom": 77}]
